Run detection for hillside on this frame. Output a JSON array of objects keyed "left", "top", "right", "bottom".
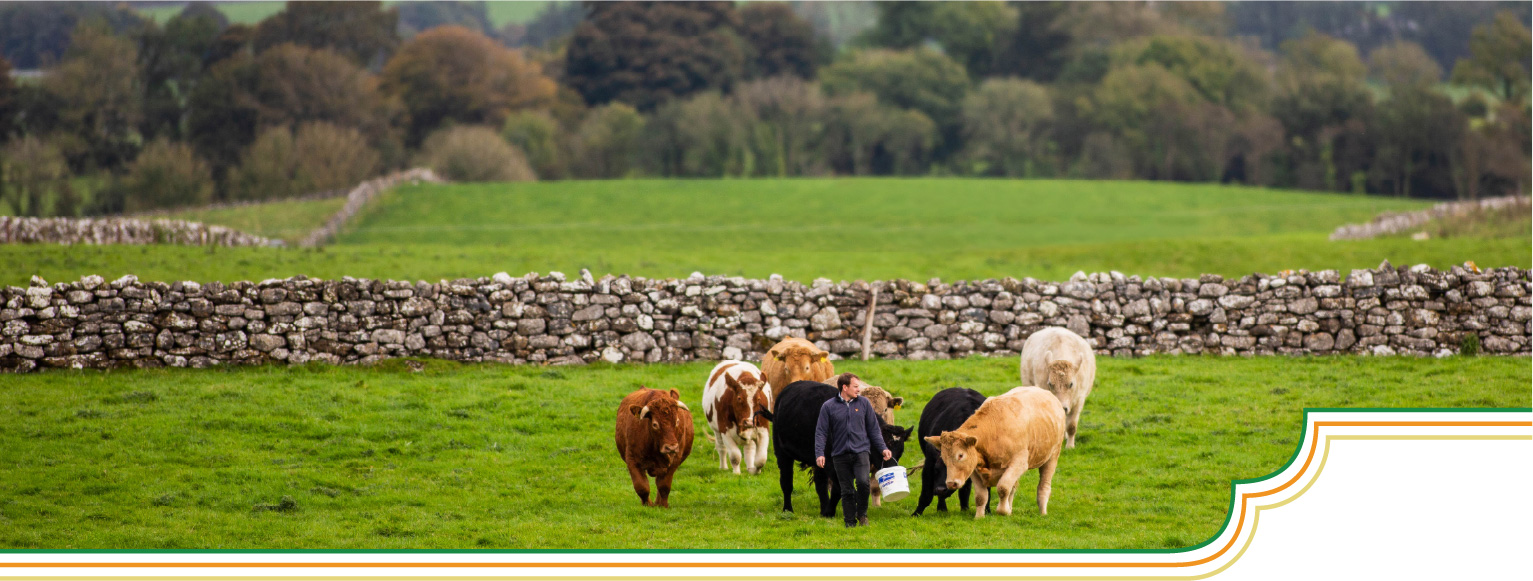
[{"left": 6, "top": 179, "right": 1528, "bottom": 286}]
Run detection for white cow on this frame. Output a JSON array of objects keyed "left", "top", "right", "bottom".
[
  {"left": 701, "top": 360, "right": 774, "bottom": 474},
  {"left": 1019, "top": 327, "right": 1097, "bottom": 449}
]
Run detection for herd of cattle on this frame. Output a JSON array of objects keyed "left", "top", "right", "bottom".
[{"left": 613, "top": 328, "right": 1097, "bottom": 518}]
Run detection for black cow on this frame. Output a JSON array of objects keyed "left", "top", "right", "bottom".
[
  {"left": 759, "top": 380, "right": 912, "bottom": 517},
  {"left": 912, "top": 387, "right": 988, "bottom": 516}
]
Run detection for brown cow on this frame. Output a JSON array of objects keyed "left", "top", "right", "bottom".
[
  {"left": 925, "top": 386, "right": 1065, "bottom": 518},
  {"left": 760, "top": 337, "right": 834, "bottom": 392},
  {"left": 615, "top": 387, "right": 695, "bottom": 508},
  {"left": 702, "top": 360, "right": 773, "bottom": 474}
]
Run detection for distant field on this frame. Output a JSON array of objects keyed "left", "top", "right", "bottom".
[
  {"left": 155, "top": 197, "right": 345, "bottom": 241},
  {"left": 6, "top": 178, "right": 1529, "bottom": 286},
  {"left": 0, "top": 356, "right": 1524, "bottom": 550},
  {"left": 137, "top": 1, "right": 554, "bottom": 27}
]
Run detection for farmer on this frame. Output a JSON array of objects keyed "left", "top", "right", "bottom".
[{"left": 815, "top": 372, "right": 892, "bottom": 528}]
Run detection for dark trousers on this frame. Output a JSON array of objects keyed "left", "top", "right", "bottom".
[{"left": 831, "top": 452, "right": 870, "bottom": 524}]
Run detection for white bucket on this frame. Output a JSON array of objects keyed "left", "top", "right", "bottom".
[{"left": 874, "top": 466, "right": 910, "bottom": 502}]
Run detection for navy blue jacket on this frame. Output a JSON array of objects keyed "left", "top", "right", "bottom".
[{"left": 814, "top": 395, "right": 887, "bottom": 459}]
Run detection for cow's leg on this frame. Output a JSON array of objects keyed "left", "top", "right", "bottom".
[
  {"left": 714, "top": 429, "right": 727, "bottom": 470},
  {"left": 1036, "top": 455, "right": 1058, "bottom": 515},
  {"left": 958, "top": 479, "right": 972, "bottom": 511},
  {"left": 913, "top": 464, "right": 937, "bottom": 516},
  {"left": 626, "top": 463, "right": 652, "bottom": 506},
  {"left": 971, "top": 474, "right": 990, "bottom": 519},
  {"left": 655, "top": 469, "right": 676, "bottom": 509},
  {"left": 726, "top": 436, "right": 744, "bottom": 475},
  {"left": 742, "top": 438, "right": 759, "bottom": 476},
  {"left": 752, "top": 428, "right": 770, "bottom": 474},
  {"left": 1066, "top": 403, "right": 1083, "bottom": 449},
  {"left": 993, "top": 455, "right": 1030, "bottom": 517},
  {"left": 815, "top": 467, "right": 839, "bottom": 518},
  {"left": 777, "top": 454, "right": 795, "bottom": 513}
]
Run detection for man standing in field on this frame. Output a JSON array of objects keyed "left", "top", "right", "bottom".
[{"left": 815, "top": 372, "right": 892, "bottom": 528}]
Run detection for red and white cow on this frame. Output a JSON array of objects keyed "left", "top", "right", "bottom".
[{"left": 702, "top": 360, "right": 774, "bottom": 475}]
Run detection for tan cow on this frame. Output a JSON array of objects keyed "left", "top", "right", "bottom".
[
  {"left": 760, "top": 337, "right": 834, "bottom": 392},
  {"left": 615, "top": 387, "right": 694, "bottom": 508},
  {"left": 1019, "top": 327, "right": 1097, "bottom": 449},
  {"left": 925, "top": 386, "right": 1065, "bottom": 518},
  {"left": 702, "top": 360, "right": 773, "bottom": 475}
]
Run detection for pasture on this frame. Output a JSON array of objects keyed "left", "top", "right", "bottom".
[
  {"left": 4, "top": 179, "right": 1528, "bottom": 287},
  {"left": 1, "top": 355, "right": 1525, "bottom": 550}
]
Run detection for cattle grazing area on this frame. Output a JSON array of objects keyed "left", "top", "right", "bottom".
[
  {"left": 4, "top": 179, "right": 1529, "bottom": 288},
  {"left": 0, "top": 356, "right": 1524, "bottom": 550}
]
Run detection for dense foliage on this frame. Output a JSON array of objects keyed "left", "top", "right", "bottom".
[{"left": 0, "top": 1, "right": 1528, "bottom": 217}]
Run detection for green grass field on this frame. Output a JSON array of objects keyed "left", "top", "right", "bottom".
[
  {"left": 157, "top": 197, "right": 346, "bottom": 241},
  {"left": 0, "top": 356, "right": 1525, "bottom": 550},
  {"left": 5, "top": 178, "right": 1528, "bottom": 287}
]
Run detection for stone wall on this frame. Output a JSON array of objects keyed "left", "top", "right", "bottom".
[
  {"left": 1329, "top": 195, "right": 1530, "bottom": 240},
  {"left": 2, "top": 264, "right": 1528, "bottom": 372},
  {"left": 297, "top": 168, "right": 444, "bottom": 247},
  {"left": 0, "top": 216, "right": 277, "bottom": 247}
]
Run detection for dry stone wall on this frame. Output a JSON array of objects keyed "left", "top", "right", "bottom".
[
  {"left": 1329, "top": 195, "right": 1530, "bottom": 240},
  {"left": 0, "top": 216, "right": 277, "bottom": 247},
  {"left": 2, "top": 264, "right": 1528, "bottom": 372}
]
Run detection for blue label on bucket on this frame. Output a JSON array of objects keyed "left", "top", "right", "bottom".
[{"left": 879, "top": 472, "right": 896, "bottom": 485}]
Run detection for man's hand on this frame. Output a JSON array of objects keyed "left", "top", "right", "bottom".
[
  {"left": 882, "top": 449, "right": 892, "bottom": 461},
  {"left": 816, "top": 456, "right": 825, "bottom": 468}
]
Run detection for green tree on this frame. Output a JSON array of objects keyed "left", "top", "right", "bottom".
[
  {"left": 253, "top": 1, "right": 399, "bottom": 67},
  {"left": 564, "top": 1, "right": 747, "bottom": 111},
  {"left": 994, "top": 1, "right": 1073, "bottom": 82},
  {"left": 739, "top": 2, "right": 826, "bottom": 80},
  {"left": 1369, "top": 41, "right": 1442, "bottom": 90},
  {"left": 1123, "top": 35, "right": 1271, "bottom": 114},
  {"left": 136, "top": 8, "right": 226, "bottom": 141},
  {"left": 1271, "top": 32, "right": 1372, "bottom": 191},
  {"left": 1450, "top": 11, "right": 1532, "bottom": 103},
  {"left": 959, "top": 78, "right": 1054, "bottom": 177},
  {"left": 0, "top": 55, "right": 15, "bottom": 140},
  {"left": 119, "top": 139, "right": 214, "bottom": 212},
  {"left": 858, "top": 1, "right": 1017, "bottom": 79},
  {"left": 819, "top": 47, "right": 969, "bottom": 153},
  {"left": 381, "top": 25, "right": 556, "bottom": 146},
  {"left": 415, "top": 125, "right": 536, "bottom": 182},
  {"left": 821, "top": 91, "right": 937, "bottom": 176},
  {"left": 1370, "top": 87, "right": 1463, "bottom": 198},
  {"left": 570, "top": 103, "right": 646, "bottom": 179},
  {"left": 502, "top": 110, "right": 566, "bottom": 180},
  {"left": 396, "top": 1, "right": 491, "bottom": 38},
  {"left": 44, "top": 20, "right": 142, "bottom": 171},
  {"left": 733, "top": 75, "right": 828, "bottom": 177},
  {"left": 0, "top": 136, "right": 68, "bottom": 216},
  {"left": 229, "top": 121, "right": 380, "bottom": 201}
]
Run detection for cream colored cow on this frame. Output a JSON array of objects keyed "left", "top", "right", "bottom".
[{"left": 1020, "top": 327, "right": 1097, "bottom": 448}]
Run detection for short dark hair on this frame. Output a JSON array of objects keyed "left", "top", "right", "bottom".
[{"left": 835, "top": 372, "right": 860, "bottom": 390}]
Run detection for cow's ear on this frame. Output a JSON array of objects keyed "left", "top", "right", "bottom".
[
  {"left": 769, "top": 349, "right": 782, "bottom": 361},
  {"left": 963, "top": 435, "right": 978, "bottom": 447},
  {"left": 1044, "top": 350, "right": 1054, "bottom": 364},
  {"left": 923, "top": 435, "right": 942, "bottom": 445},
  {"left": 628, "top": 404, "right": 643, "bottom": 417},
  {"left": 669, "top": 388, "right": 681, "bottom": 400},
  {"left": 892, "top": 396, "right": 904, "bottom": 409},
  {"left": 818, "top": 352, "right": 829, "bottom": 362},
  {"left": 724, "top": 373, "right": 740, "bottom": 390}
]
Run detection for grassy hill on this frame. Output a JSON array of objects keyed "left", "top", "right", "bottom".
[{"left": 5, "top": 178, "right": 1528, "bottom": 286}]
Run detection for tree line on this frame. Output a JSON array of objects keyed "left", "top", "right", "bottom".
[{"left": 0, "top": 1, "right": 1528, "bottom": 218}]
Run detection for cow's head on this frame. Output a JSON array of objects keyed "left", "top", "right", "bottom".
[
  {"left": 629, "top": 387, "right": 690, "bottom": 458},
  {"left": 723, "top": 372, "right": 770, "bottom": 433},
  {"left": 1043, "top": 351, "right": 1078, "bottom": 415},
  {"left": 925, "top": 430, "right": 982, "bottom": 491},
  {"left": 880, "top": 421, "right": 914, "bottom": 464},
  {"left": 770, "top": 344, "right": 828, "bottom": 384},
  {"left": 860, "top": 385, "right": 904, "bottom": 425}
]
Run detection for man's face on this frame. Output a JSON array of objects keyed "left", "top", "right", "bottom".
[{"left": 841, "top": 377, "right": 863, "bottom": 399}]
